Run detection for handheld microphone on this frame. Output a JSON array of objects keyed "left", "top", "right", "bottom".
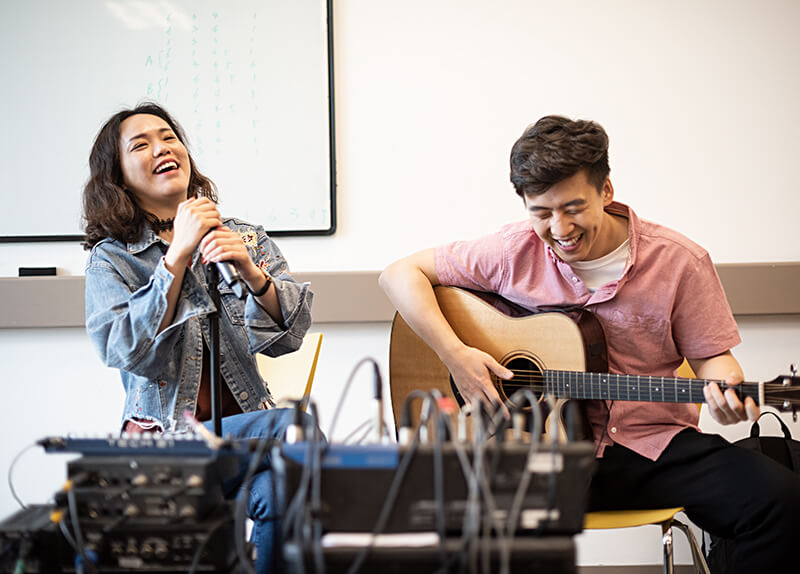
[
  {"left": 202, "top": 228, "right": 247, "bottom": 299},
  {"left": 214, "top": 260, "right": 246, "bottom": 299}
]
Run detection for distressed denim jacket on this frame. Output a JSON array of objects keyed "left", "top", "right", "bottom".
[{"left": 85, "top": 218, "right": 313, "bottom": 432}]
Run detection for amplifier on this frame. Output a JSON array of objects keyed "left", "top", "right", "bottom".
[
  {"left": 0, "top": 504, "right": 236, "bottom": 573},
  {"left": 77, "top": 506, "right": 236, "bottom": 572},
  {"left": 1, "top": 436, "right": 243, "bottom": 573},
  {"left": 66, "top": 455, "right": 237, "bottom": 523},
  {"left": 281, "top": 441, "right": 595, "bottom": 535}
]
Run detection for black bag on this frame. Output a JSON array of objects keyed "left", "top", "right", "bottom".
[{"left": 705, "top": 411, "right": 800, "bottom": 573}]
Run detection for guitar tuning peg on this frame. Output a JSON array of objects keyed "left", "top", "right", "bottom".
[{"left": 791, "top": 364, "right": 797, "bottom": 377}]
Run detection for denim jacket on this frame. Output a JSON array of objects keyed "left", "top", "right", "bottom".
[{"left": 85, "top": 218, "right": 313, "bottom": 432}]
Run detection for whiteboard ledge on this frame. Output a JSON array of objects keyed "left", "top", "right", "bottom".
[{"left": 0, "top": 264, "right": 798, "bottom": 329}]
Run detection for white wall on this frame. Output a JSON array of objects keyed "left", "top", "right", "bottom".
[{"left": 2, "top": 0, "right": 800, "bottom": 567}]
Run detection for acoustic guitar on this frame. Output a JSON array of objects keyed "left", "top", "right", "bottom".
[{"left": 389, "top": 286, "right": 800, "bottom": 430}]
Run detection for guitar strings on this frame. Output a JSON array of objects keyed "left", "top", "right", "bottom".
[
  {"left": 488, "top": 371, "right": 788, "bottom": 407},
  {"left": 489, "top": 379, "right": 788, "bottom": 407}
]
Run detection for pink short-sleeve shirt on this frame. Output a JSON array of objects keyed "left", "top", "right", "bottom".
[{"left": 435, "top": 202, "right": 740, "bottom": 460}]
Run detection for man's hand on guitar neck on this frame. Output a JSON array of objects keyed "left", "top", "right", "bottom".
[
  {"left": 444, "top": 345, "right": 513, "bottom": 416},
  {"left": 703, "top": 374, "right": 760, "bottom": 425},
  {"left": 691, "top": 352, "right": 760, "bottom": 425}
]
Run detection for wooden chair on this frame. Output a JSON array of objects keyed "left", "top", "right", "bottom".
[
  {"left": 582, "top": 360, "right": 710, "bottom": 574},
  {"left": 255, "top": 332, "right": 323, "bottom": 409}
]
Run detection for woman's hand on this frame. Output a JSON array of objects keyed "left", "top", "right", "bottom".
[
  {"left": 159, "top": 197, "right": 224, "bottom": 332},
  {"left": 199, "top": 225, "right": 262, "bottom": 285},
  {"left": 169, "top": 197, "right": 224, "bottom": 264}
]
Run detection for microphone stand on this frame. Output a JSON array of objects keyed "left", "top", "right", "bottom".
[
  {"left": 203, "top": 261, "right": 247, "bottom": 437},
  {"left": 205, "top": 264, "right": 224, "bottom": 438}
]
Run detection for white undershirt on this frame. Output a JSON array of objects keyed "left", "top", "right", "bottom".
[{"left": 568, "top": 239, "right": 630, "bottom": 292}]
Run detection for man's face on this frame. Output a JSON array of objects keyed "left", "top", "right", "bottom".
[{"left": 523, "top": 170, "right": 616, "bottom": 263}]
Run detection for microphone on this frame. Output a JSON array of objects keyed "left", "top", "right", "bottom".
[
  {"left": 201, "top": 229, "right": 247, "bottom": 299},
  {"left": 214, "top": 260, "right": 246, "bottom": 299}
]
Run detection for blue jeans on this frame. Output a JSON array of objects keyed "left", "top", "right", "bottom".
[{"left": 205, "top": 409, "right": 304, "bottom": 573}]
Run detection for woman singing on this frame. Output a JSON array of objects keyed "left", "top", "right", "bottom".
[{"left": 82, "top": 101, "right": 313, "bottom": 572}]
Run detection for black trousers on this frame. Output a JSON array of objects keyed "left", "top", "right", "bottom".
[{"left": 587, "top": 429, "right": 800, "bottom": 573}]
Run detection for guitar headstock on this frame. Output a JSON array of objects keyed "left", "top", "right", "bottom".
[{"left": 764, "top": 366, "right": 800, "bottom": 421}]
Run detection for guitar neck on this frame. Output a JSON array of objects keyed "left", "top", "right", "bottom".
[{"left": 544, "top": 370, "right": 756, "bottom": 404}]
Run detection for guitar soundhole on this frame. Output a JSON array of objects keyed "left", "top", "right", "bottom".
[
  {"left": 447, "top": 351, "right": 545, "bottom": 410},
  {"left": 498, "top": 352, "right": 544, "bottom": 409}
]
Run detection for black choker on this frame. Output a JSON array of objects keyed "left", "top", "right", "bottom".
[{"left": 152, "top": 217, "right": 175, "bottom": 232}]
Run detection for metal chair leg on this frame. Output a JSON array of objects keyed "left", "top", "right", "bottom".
[
  {"left": 661, "top": 521, "right": 675, "bottom": 574},
  {"left": 672, "top": 518, "right": 711, "bottom": 574}
]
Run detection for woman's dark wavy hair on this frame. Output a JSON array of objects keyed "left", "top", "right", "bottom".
[
  {"left": 82, "top": 102, "right": 217, "bottom": 249},
  {"left": 509, "top": 115, "right": 610, "bottom": 197}
]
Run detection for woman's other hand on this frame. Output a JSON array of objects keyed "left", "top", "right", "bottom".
[{"left": 167, "top": 197, "right": 223, "bottom": 266}]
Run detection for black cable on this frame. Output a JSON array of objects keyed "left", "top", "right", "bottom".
[
  {"left": 469, "top": 412, "right": 484, "bottom": 574},
  {"left": 58, "top": 517, "right": 79, "bottom": 554},
  {"left": 428, "top": 395, "right": 449, "bottom": 570},
  {"left": 341, "top": 419, "right": 372, "bottom": 444},
  {"left": 285, "top": 437, "right": 311, "bottom": 574},
  {"left": 66, "top": 489, "right": 98, "bottom": 574},
  {"left": 541, "top": 396, "right": 565, "bottom": 535},
  {"left": 270, "top": 443, "right": 287, "bottom": 574},
  {"left": 233, "top": 432, "right": 275, "bottom": 574},
  {"left": 281, "top": 398, "right": 324, "bottom": 574},
  {"left": 308, "top": 402, "right": 326, "bottom": 574},
  {"left": 344, "top": 409, "right": 428, "bottom": 574},
  {"left": 187, "top": 517, "right": 228, "bottom": 574},
  {"left": 429, "top": 414, "right": 473, "bottom": 574},
  {"left": 327, "top": 357, "right": 382, "bottom": 441},
  {"left": 284, "top": 400, "right": 325, "bottom": 574},
  {"left": 463, "top": 399, "right": 523, "bottom": 574},
  {"left": 397, "top": 389, "right": 434, "bottom": 445},
  {"left": 435, "top": 391, "right": 544, "bottom": 574},
  {"left": 452, "top": 401, "right": 489, "bottom": 574},
  {"left": 261, "top": 398, "right": 323, "bottom": 574},
  {"left": 7, "top": 442, "right": 38, "bottom": 510},
  {"left": 541, "top": 435, "right": 560, "bottom": 535},
  {"left": 473, "top": 442, "right": 508, "bottom": 574},
  {"left": 436, "top": 406, "right": 505, "bottom": 574},
  {"left": 506, "top": 389, "right": 543, "bottom": 538}
]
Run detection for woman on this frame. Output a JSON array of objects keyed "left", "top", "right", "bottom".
[{"left": 82, "top": 102, "right": 314, "bottom": 572}]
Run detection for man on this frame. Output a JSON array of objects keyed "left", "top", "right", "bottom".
[{"left": 379, "top": 115, "right": 800, "bottom": 572}]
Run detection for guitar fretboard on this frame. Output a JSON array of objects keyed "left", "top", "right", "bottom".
[{"left": 544, "top": 370, "right": 751, "bottom": 404}]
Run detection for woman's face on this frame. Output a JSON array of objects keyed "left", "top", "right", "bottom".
[{"left": 118, "top": 113, "right": 191, "bottom": 213}]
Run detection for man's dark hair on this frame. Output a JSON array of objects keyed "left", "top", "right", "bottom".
[
  {"left": 509, "top": 115, "right": 610, "bottom": 197},
  {"left": 82, "top": 101, "right": 217, "bottom": 249}
]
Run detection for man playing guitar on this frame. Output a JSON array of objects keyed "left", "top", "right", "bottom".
[{"left": 380, "top": 115, "right": 800, "bottom": 572}]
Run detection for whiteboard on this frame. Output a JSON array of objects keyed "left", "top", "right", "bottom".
[{"left": 0, "top": 0, "right": 335, "bottom": 241}]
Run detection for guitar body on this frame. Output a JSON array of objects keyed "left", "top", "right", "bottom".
[{"left": 389, "top": 286, "right": 608, "bottom": 435}]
